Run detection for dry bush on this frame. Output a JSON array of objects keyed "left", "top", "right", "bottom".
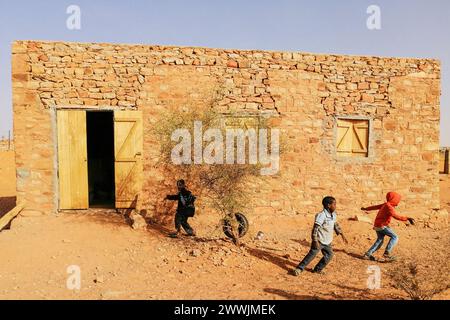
[
  {"left": 390, "top": 260, "right": 450, "bottom": 300},
  {"left": 152, "top": 90, "right": 279, "bottom": 243}
]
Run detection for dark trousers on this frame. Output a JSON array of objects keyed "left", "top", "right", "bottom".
[
  {"left": 296, "top": 243, "right": 334, "bottom": 272},
  {"left": 175, "top": 212, "right": 194, "bottom": 235}
]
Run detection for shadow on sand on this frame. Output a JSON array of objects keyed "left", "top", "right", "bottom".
[
  {"left": 263, "top": 288, "right": 321, "bottom": 300},
  {"left": 243, "top": 245, "right": 297, "bottom": 272}
]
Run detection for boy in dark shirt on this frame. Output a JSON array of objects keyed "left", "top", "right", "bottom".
[{"left": 165, "top": 180, "right": 196, "bottom": 238}]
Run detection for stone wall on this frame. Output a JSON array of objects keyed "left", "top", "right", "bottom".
[{"left": 12, "top": 40, "right": 441, "bottom": 217}]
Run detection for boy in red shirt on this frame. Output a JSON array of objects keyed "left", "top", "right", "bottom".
[{"left": 361, "top": 192, "right": 415, "bottom": 261}]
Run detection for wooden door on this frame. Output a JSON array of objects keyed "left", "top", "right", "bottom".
[
  {"left": 114, "top": 111, "right": 143, "bottom": 208},
  {"left": 57, "top": 110, "right": 89, "bottom": 209}
]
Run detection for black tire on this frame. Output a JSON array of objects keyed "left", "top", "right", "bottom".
[{"left": 223, "top": 213, "right": 249, "bottom": 239}]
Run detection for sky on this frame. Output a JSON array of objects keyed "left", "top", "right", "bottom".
[{"left": 0, "top": 0, "right": 449, "bottom": 145}]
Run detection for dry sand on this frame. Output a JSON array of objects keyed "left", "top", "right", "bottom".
[
  {"left": 0, "top": 150, "right": 448, "bottom": 300},
  {"left": 0, "top": 211, "right": 448, "bottom": 300}
]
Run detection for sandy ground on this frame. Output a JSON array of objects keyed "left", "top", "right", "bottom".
[
  {"left": 0, "top": 150, "right": 448, "bottom": 300},
  {"left": 0, "top": 151, "right": 15, "bottom": 197},
  {"left": 0, "top": 206, "right": 448, "bottom": 300}
]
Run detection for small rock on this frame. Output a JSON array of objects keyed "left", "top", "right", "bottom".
[
  {"left": 190, "top": 249, "right": 201, "bottom": 257},
  {"left": 350, "top": 215, "right": 373, "bottom": 224},
  {"left": 255, "top": 231, "right": 265, "bottom": 240},
  {"left": 227, "top": 60, "right": 238, "bottom": 68},
  {"left": 94, "top": 276, "right": 104, "bottom": 284},
  {"left": 163, "top": 57, "right": 177, "bottom": 64},
  {"left": 130, "top": 212, "right": 147, "bottom": 230}
]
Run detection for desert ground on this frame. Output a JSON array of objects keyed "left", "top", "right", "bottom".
[{"left": 0, "top": 151, "right": 448, "bottom": 300}]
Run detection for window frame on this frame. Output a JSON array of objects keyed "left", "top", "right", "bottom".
[{"left": 334, "top": 115, "right": 374, "bottom": 161}]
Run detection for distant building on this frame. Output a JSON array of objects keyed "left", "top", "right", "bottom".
[
  {"left": 0, "top": 138, "right": 13, "bottom": 152},
  {"left": 440, "top": 148, "right": 449, "bottom": 174}
]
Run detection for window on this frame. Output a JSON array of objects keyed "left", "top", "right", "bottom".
[
  {"left": 336, "top": 118, "right": 369, "bottom": 158},
  {"left": 224, "top": 116, "right": 261, "bottom": 130}
]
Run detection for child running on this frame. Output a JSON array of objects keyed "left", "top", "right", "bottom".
[
  {"left": 292, "top": 196, "right": 348, "bottom": 276},
  {"left": 362, "top": 192, "right": 415, "bottom": 262},
  {"left": 165, "top": 179, "right": 197, "bottom": 238}
]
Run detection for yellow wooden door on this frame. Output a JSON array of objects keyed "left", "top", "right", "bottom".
[
  {"left": 114, "top": 110, "right": 143, "bottom": 209},
  {"left": 57, "top": 110, "right": 89, "bottom": 209}
]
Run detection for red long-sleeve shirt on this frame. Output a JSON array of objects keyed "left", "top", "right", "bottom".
[{"left": 365, "top": 192, "right": 408, "bottom": 228}]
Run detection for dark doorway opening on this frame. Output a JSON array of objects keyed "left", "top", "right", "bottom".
[{"left": 86, "top": 111, "right": 115, "bottom": 208}]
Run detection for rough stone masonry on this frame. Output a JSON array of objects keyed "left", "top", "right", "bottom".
[{"left": 11, "top": 40, "right": 442, "bottom": 221}]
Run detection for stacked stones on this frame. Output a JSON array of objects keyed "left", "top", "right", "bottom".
[{"left": 12, "top": 41, "right": 441, "bottom": 220}]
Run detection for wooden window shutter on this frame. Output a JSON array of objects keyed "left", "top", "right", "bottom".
[
  {"left": 224, "top": 116, "right": 260, "bottom": 131},
  {"left": 337, "top": 119, "right": 369, "bottom": 158},
  {"left": 336, "top": 119, "right": 353, "bottom": 157}
]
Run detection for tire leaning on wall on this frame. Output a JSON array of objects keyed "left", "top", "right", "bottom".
[{"left": 222, "top": 213, "right": 249, "bottom": 239}]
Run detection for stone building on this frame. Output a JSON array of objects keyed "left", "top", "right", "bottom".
[
  {"left": 12, "top": 40, "right": 441, "bottom": 218},
  {"left": 0, "top": 139, "right": 14, "bottom": 152},
  {"left": 441, "top": 148, "right": 450, "bottom": 174}
]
